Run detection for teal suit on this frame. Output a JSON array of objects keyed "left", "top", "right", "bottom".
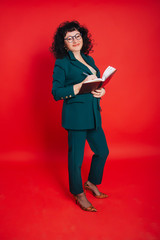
[
  {"left": 52, "top": 51, "right": 109, "bottom": 194},
  {"left": 52, "top": 51, "right": 101, "bottom": 130}
]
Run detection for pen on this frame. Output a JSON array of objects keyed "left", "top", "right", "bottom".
[{"left": 82, "top": 72, "right": 89, "bottom": 76}]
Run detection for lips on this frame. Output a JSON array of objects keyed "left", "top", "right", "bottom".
[{"left": 73, "top": 43, "right": 80, "bottom": 47}]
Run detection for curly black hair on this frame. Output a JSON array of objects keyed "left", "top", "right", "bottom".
[{"left": 50, "top": 20, "right": 94, "bottom": 59}]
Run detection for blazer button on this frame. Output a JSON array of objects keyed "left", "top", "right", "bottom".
[
  {"left": 61, "top": 97, "right": 63, "bottom": 100},
  {"left": 65, "top": 96, "right": 68, "bottom": 99},
  {"left": 69, "top": 95, "right": 72, "bottom": 98}
]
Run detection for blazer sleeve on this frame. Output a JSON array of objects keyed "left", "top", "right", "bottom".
[{"left": 52, "top": 59, "right": 75, "bottom": 101}]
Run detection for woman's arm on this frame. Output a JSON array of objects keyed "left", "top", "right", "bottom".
[
  {"left": 52, "top": 60, "right": 97, "bottom": 100},
  {"left": 52, "top": 63, "right": 76, "bottom": 101}
]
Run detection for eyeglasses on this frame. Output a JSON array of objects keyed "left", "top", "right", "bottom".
[{"left": 64, "top": 33, "right": 82, "bottom": 43}]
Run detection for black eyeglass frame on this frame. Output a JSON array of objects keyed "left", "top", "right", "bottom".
[{"left": 64, "top": 33, "right": 82, "bottom": 42}]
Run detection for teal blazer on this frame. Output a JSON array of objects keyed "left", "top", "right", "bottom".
[{"left": 52, "top": 51, "right": 102, "bottom": 130}]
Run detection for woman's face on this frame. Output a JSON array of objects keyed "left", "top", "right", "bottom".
[{"left": 64, "top": 30, "right": 83, "bottom": 53}]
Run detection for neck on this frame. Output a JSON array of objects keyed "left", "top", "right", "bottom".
[{"left": 72, "top": 51, "right": 81, "bottom": 59}]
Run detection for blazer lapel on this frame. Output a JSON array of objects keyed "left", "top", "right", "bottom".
[
  {"left": 81, "top": 53, "right": 100, "bottom": 78},
  {"left": 67, "top": 51, "right": 100, "bottom": 77}
]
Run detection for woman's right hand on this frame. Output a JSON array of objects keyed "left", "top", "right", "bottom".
[{"left": 73, "top": 74, "right": 97, "bottom": 95}]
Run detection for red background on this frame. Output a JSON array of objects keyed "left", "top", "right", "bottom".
[
  {"left": 0, "top": 0, "right": 160, "bottom": 161},
  {"left": 0, "top": 0, "right": 160, "bottom": 160},
  {"left": 0, "top": 1, "right": 160, "bottom": 240}
]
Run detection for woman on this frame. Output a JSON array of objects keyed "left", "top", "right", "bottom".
[{"left": 50, "top": 20, "right": 109, "bottom": 212}]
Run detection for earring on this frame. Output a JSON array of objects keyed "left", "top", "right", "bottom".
[{"left": 64, "top": 46, "right": 68, "bottom": 51}]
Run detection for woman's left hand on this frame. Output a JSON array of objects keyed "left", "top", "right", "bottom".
[{"left": 91, "top": 88, "right": 106, "bottom": 98}]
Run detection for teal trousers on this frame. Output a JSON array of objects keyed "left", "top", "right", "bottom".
[{"left": 67, "top": 127, "right": 109, "bottom": 195}]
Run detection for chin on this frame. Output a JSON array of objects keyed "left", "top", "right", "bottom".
[{"left": 72, "top": 46, "right": 82, "bottom": 52}]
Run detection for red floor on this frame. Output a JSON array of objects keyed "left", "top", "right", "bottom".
[{"left": 0, "top": 154, "right": 160, "bottom": 240}]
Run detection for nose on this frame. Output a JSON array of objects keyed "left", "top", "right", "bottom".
[{"left": 72, "top": 36, "right": 78, "bottom": 42}]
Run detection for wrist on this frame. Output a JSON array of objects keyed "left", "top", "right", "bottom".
[{"left": 73, "top": 84, "right": 80, "bottom": 95}]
